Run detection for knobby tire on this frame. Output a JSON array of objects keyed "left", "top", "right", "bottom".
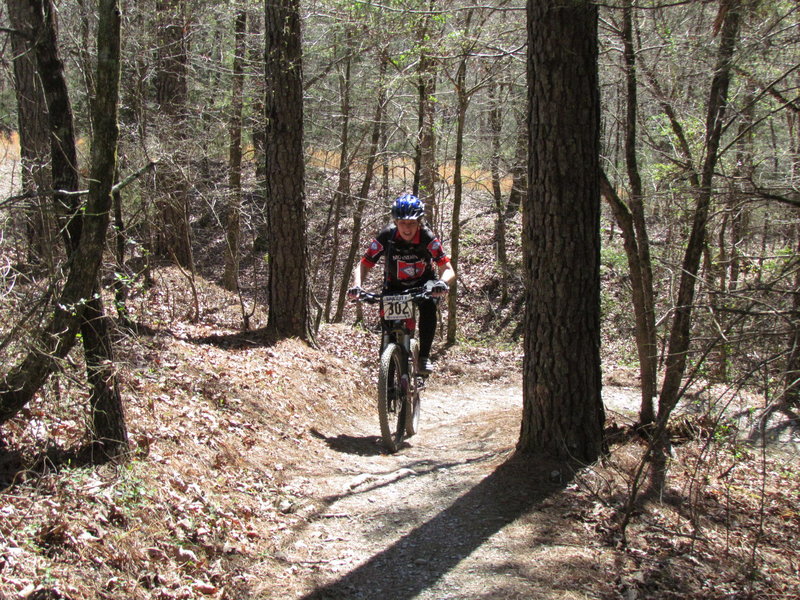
[{"left": 378, "top": 343, "right": 407, "bottom": 453}]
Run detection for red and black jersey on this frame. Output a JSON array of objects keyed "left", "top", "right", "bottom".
[{"left": 361, "top": 224, "right": 450, "bottom": 290}]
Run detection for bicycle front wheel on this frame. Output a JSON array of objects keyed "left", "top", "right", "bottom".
[{"left": 378, "top": 343, "right": 408, "bottom": 453}]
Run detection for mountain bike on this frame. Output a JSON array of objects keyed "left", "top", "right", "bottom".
[{"left": 355, "top": 287, "right": 431, "bottom": 453}]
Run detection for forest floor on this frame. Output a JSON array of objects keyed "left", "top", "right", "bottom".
[
  {"left": 249, "top": 377, "right": 638, "bottom": 600},
  {"left": 1, "top": 126, "right": 798, "bottom": 598},
  {"left": 0, "top": 267, "right": 799, "bottom": 600}
]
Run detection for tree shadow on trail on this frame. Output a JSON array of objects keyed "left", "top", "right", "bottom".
[
  {"left": 309, "top": 428, "right": 385, "bottom": 457},
  {"left": 302, "top": 452, "right": 573, "bottom": 600},
  {"left": 190, "top": 326, "right": 282, "bottom": 349},
  {"left": 744, "top": 403, "right": 800, "bottom": 450},
  {"left": 0, "top": 440, "right": 118, "bottom": 491}
]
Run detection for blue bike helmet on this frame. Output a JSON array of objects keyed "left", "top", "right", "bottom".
[{"left": 391, "top": 193, "right": 425, "bottom": 220}]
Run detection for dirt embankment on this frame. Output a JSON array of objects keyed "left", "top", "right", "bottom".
[{"left": 1, "top": 296, "right": 797, "bottom": 599}]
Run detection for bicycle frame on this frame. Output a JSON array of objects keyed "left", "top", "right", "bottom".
[
  {"left": 381, "top": 306, "right": 416, "bottom": 358},
  {"left": 357, "top": 287, "right": 429, "bottom": 451},
  {"left": 358, "top": 286, "right": 430, "bottom": 354}
]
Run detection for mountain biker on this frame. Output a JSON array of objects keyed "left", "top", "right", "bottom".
[{"left": 348, "top": 193, "right": 456, "bottom": 374}]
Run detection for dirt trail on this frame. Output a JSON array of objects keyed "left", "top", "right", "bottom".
[{"left": 257, "top": 382, "right": 636, "bottom": 599}]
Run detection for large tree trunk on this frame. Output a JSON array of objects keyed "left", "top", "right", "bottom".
[
  {"left": 6, "top": 0, "right": 55, "bottom": 267},
  {"left": 519, "top": 0, "right": 604, "bottom": 462},
  {"left": 264, "top": 0, "right": 312, "bottom": 341}
]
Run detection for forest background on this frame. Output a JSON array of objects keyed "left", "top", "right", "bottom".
[{"left": 0, "top": 0, "right": 799, "bottom": 598}]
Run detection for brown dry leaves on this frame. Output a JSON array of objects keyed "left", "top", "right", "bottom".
[
  {"left": 1, "top": 266, "right": 799, "bottom": 599},
  {"left": 0, "top": 270, "right": 375, "bottom": 599}
]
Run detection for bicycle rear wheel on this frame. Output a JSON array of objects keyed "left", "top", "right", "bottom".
[{"left": 378, "top": 343, "right": 408, "bottom": 452}]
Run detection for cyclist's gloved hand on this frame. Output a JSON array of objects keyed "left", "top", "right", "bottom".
[
  {"left": 425, "top": 279, "right": 449, "bottom": 298},
  {"left": 347, "top": 286, "right": 362, "bottom": 301}
]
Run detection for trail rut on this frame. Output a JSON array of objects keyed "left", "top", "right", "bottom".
[{"left": 256, "top": 383, "right": 633, "bottom": 599}]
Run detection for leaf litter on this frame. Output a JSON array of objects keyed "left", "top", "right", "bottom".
[{"left": 0, "top": 266, "right": 797, "bottom": 599}]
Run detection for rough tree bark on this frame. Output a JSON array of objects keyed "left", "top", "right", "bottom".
[
  {"left": 518, "top": 0, "right": 605, "bottom": 462},
  {"left": 6, "top": 0, "right": 54, "bottom": 267},
  {"left": 264, "top": 0, "right": 312, "bottom": 341}
]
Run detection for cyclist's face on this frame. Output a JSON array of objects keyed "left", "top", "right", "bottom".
[{"left": 396, "top": 219, "right": 420, "bottom": 242}]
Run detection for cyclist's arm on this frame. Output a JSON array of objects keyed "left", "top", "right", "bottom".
[
  {"left": 352, "top": 261, "right": 373, "bottom": 289},
  {"left": 438, "top": 261, "right": 456, "bottom": 287}
]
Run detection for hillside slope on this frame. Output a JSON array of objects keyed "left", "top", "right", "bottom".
[{"left": 1, "top": 268, "right": 798, "bottom": 599}]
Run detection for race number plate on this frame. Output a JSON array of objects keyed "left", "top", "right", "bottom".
[{"left": 383, "top": 294, "right": 414, "bottom": 320}]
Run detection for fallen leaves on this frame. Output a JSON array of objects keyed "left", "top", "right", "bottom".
[{"left": 2, "top": 265, "right": 798, "bottom": 599}]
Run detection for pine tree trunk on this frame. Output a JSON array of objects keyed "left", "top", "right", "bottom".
[
  {"left": 264, "top": 0, "right": 312, "bottom": 341},
  {"left": 6, "top": 0, "right": 55, "bottom": 267},
  {"left": 519, "top": 0, "right": 604, "bottom": 462}
]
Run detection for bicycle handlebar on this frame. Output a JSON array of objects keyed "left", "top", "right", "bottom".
[{"left": 353, "top": 286, "right": 431, "bottom": 305}]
